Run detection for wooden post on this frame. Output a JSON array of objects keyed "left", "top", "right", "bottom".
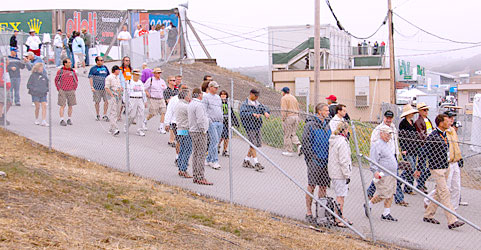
[{"left": 388, "top": 0, "right": 396, "bottom": 104}]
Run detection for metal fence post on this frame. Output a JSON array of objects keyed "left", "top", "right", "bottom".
[
  {"left": 46, "top": 43, "right": 52, "bottom": 150},
  {"left": 125, "top": 86, "right": 131, "bottom": 172},
  {"left": 350, "top": 120, "right": 376, "bottom": 242},
  {"left": 2, "top": 57, "right": 7, "bottom": 128},
  {"left": 228, "top": 78, "right": 234, "bottom": 204}
]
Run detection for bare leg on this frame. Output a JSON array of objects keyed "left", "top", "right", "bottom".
[
  {"left": 95, "top": 102, "right": 100, "bottom": 116},
  {"left": 103, "top": 100, "right": 109, "bottom": 116},
  {"left": 59, "top": 105, "right": 65, "bottom": 118},
  {"left": 41, "top": 102, "right": 47, "bottom": 120},
  {"left": 306, "top": 185, "right": 315, "bottom": 215},
  {"left": 68, "top": 106, "right": 73, "bottom": 117},
  {"left": 223, "top": 139, "right": 229, "bottom": 152},
  {"left": 34, "top": 102, "right": 40, "bottom": 119}
]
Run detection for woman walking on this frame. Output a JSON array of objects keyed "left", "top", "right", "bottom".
[
  {"left": 398, "top": 104, "right": 419, "bottom": 195},
  {"left": 218, "top": 90, "right": 238, "bottom": 156},
  {"left": 27, "top": 63, "right": 49, "bottom": 126}
]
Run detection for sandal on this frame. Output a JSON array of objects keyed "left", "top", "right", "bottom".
[{"left": 335, "top": 221, "right": 348, "bottom": 228}]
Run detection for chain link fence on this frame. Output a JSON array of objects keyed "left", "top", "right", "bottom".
[{"left": 1, "top": 26, "right": 481, "bottom": 248}]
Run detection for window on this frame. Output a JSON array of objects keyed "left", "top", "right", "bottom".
[{"left": 469, "top": 91, "right": 477, "bottom": 103}]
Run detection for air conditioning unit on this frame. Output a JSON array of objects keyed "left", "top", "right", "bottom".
[{"left": 354, "top": 76, "right": 370, "bottom": 107}]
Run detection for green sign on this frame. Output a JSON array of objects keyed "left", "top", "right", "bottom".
[{"left": 0, "top": 11, "right": 52, "bottom": 33}]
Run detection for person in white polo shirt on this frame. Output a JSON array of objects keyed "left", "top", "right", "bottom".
[
  {"left": 143, "top": 67, "right": 167, "bottom": 132},
  {"left": 125, "top": 69, "right": 147, "bottom": 136}
]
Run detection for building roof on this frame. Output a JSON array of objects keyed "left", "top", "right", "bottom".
[
  {"left": 458, "top": 83, "right": 481, "bottom": 90},
  {"left": 272, "top": 37, "right": 330, "bottom": 65}
]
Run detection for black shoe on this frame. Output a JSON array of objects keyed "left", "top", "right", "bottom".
[
  {"left": 423, "top": 217, "right": 440, "bottom": 224},
  {"left": 15, "top": 103, "right": 20, "bottom": 106},
  {"left": 305, "top": 214, "right": 317, "bottom": 226},
  {"left": 417, "top": 186, "right": 428, "bottom": 194},
  {"left": 102, "top": 116, "right": 109, "bottom": 122},
  {"left": 242, "top": 160, "right": 254, "bottom": 169},
  {"left": 381, "top": 214, "right": 398, "bottom": 222},
  {"left": 67, "top": 119, "right": 73, "bottom": 125},
  {"left": 222, "top": 151, "right": 229, "bottom": 157},
  {"left": 363, "top": 204, "right": 371, "bottom": 218},
  {"left": 254, "top": 163, "right": 264, "bottom": 171},
  {"left": 174, "top": 158, "right": 178, "bottom": 167},
  {"left": 96, "top": 115, "right": 100, "bottom": 121},
  {"left": 60, "top": 120, "right": 67, "bottom": 126},
  {"left": 448, "top": 221, "right": 465, "bottom": 230}
]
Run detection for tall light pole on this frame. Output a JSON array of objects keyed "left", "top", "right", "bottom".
[
  {"left": 388, "top": 0, "right": 396, "bottom": 104},
  {"left": 314, "top": 0, "right": 321, "bottom": 105}
]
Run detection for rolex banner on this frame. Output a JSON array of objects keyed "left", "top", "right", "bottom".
[
  {"left": 64, "top": 10, "right": 127, "bottom": 45},
  {"left": 0, "top": 11, "right": 52, "bottom": 33}
]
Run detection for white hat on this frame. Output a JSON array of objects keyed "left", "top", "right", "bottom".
[
  {"left": 416, "top": 102, "right": 430, "bottom": 111},
  {"left": 378, "top": 124, "right": 393, "bottom": 134},
  {"left": 400, "top": 104, "right": 418, "bottom": 118}
]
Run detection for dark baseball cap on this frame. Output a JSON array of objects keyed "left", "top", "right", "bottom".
[
  {"left": 250, "top": 89, "right": 259, "bottom": 96},
  {"left": 281, "top": 87, "right": 290, "bottom": 93},
  {"left": 444, "top": 111, "right": 457, "bottom": 117},
  {"left": 384, "top": 110, "right": 394, "bottom": 118}
]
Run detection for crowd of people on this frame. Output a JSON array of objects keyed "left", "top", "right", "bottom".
[{"left": 0, "top": 45, "right": 471, "bottom": 230}]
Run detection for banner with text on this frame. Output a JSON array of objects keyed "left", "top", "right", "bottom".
[{"left": 0, "top": 11, "right": 52, "bottom": 33}]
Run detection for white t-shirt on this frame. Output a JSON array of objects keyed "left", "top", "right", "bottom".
[
  {"left": 54, "top": 34, "right": 63, "bottom": 48},
  {"left": 117, "top": 31, "right": 132, "bottom": 46},
  {"left": 26, "top": 35, "right": 42, "bottom": 50},
  {"left": 134, "top": 29, "right": 140, "bottom": 38},
  {"left": 127, "top": 79, "right": 145, "bottom": 98}
]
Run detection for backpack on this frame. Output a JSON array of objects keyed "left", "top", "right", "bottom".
[{"left": 314, "top": 197, "right": 342, "bottom": 228}]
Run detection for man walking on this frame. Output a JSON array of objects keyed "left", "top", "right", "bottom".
[
  {"left": 203, "top": 81, "right": 224, "bottom": 170},
  {"left": 189, "top": 88, "right": 212, "bottom": 185},
  {"left": 72, "top": 31, "right": 86, "bottom": 73},
  {"left": 422, "top": 114, "right": 464, "bottom": 229},
  {"left": 301, "top": 103, "right": 331, "bottom": 225},
  {"left": 105, "top": 65, "right": 123, "bottom": 136},
  {"left": 174, "top": 89, "right": 193, "bottom": 178},
  {"left": 165, "top": 85, "right": 189, "bottom": 165},
  {"left": 53, "top": 29, "right": 63, "bottom": 67},
  {"left": 144, "top": 68, "right": 167, "bottom": 132},
  {"left": 415, "top": 102, "right": 434, "bottom": 193},
  {"left": 164, "top": 76, "right": 179, "bottom": 143},
  {"left": 25, "top": 30, "right": 42, "bottom": 56},
  {"left": 54, "top": 59, "right": 78, "bottom": 126},
  {"left": 81, "top": 28, "right": 92, "bottom": 66},
  {"left": 365, "top": 125, "right": 399, "bottom": 222},
  {"left": 240, "top": 89, "right": 270, "bottom": 171},
  {"left": 88, "top": 56, "right": 110, "bottom": 121},
  {"left": 6, "top": 48, "right": 25, "bottom": 106},
  {"left": 125, "top": 70, "right": 147, "bottom": 136},
  {"left": 280, "top": 87, "right": 301, "bottom": 157}
]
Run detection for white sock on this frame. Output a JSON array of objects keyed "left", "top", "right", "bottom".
[
  {"left": 244, "top": 157, "right": 250, "bottom": 162},
  {"left": 368, "top": 201, "right": 373, "bottom": 208},
  {"left": 252, "top": 157, "right": 258, "bottom": 164},
  {"left": 60, "top": 117, "right": 64, "bottom": 121},
  {"left": 68, "top": 116, "right": 71, "bottom": 119},
  {"left": 383, "top": 207, "right": 390, "bottom": 216},
  {"left": 175, "top": 154, "right": 178, "bottom": 160}
]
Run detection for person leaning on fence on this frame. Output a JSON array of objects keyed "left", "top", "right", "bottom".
[
  {"left": 365, "top": 125, "right": 398, "bottom": 222},
  {"left": 218, "top": 90, "right": 239, "bottom": 157},
  {"left": 27, "top": 63, "right": 49, "bottom": 127},
  {"left": 367, "top": 110, "right": 409, "bottom": 206},
  {"left": 55, "top": 58, "right": 78, "bottom": 126},
  {"left": 280, "top": 87, "right": 301, "bottom": 157},
  {"left": 188, "top": 88, "right": 213, "bottom": 185},
  {"left": 174, "top": 89, "right": 193, "bottom": 179},
  {"left": 124, "top": 69, "right": 147, "bottom": 136},
  {"left": 301, "top": 103, "right": 331, "bottom": 225},
  {"left": 143, "top": 68, "right": 167, "bottom": 133},
  {"left": 421, "top": 114, "right": 465, "bottom": 230},
  {"left": 203, "top": 81, "right": 224, "bottom": 170},
  {"left": 7, "top": 48, "right": 25, "bottom": 106},
  {"left": 88, "top": 56, "right": 110, "bottom": 122},
  {"left": 424, "top": 112, "right": 464, "bottom": 211},
  {"left": 105, "top": 65, "right": 123, "bottom": 136},
  {"left": 398, "top": 104, "right": 419, "bottom": 195},
  {"left": 240, "top": 89, "right": 270, "bottom": 171},
  {"left": 415, "top": 102, "right": 434, "bottom": 194},
  {"left": 328, "top": 121, "right": 353, "bottom": 227}
]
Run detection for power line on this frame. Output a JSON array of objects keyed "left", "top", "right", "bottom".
[
  {"left": 193, "top": 26, "right": 268, "bottom": 52},
  {"left": 324, "top": 0, "right": 388, "bottom": 39},
  {"left": 396, "top": 43, "right": 481, "bottom": 57},
  {"left": 394, "top": 12, "right": 481, "bottom": 45}
]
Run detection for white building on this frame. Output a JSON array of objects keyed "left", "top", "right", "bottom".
[{"left": 267, "top": 24, "right": 351, "bottom": 83}]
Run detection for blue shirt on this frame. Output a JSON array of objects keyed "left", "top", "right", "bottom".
[{"left": 88, "top": 65, "right": 110, "bottom": 90}]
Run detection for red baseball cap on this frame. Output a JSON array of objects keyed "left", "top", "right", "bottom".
[{"left": 326, "top": 95, "right": 337, "bottom": 101}]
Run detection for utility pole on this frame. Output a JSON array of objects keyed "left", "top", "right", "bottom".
[
  {"left": 388, "top": 0, "right": 396, "bottom": 104},
  {"left": 314, "top": 0, "right": 320, "bottom": 105}
]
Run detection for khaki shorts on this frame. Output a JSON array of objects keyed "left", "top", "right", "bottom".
[
  {"left": 74, "top": 52, "right": 85, "bottom": 63},
  {"left": 93, "top": 89, "right": 109, "bottom": 103},
  {"left": 148, "top": 98, "right": 166, "bottom": 115},
  {"left": 58, "top": 90, "right": 77, "bottom": 106},
  {"left": 374, "top": 175, "right": 396, "bottom": 199}
]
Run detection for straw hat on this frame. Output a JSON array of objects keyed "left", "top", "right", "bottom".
[
  {"left": 416, "top": 102, "right": 430, "bottom": 111},
  {"left": 400, "top": 104, "right": 419, "bottom": 118},
  {"left": 153, "top": 68, "right": 162, "bottom": 73},
  {"left": 132, "top": 69, "right": 141, "bottom": 75}
]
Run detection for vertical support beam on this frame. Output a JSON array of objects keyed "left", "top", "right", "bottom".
[
  {"left": 388, "top": 0, "right": 396, "bottom": 104},
  {"left": 186, "top": 18, "right": 212, "bottom": 59},
  {"left": 314, "top": 0, "right": 321, "bottom": 105}
]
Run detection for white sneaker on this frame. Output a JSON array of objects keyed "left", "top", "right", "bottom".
[
  {"left": 204, "top": 160, "right": 209, "bottom": 166},
  {"left": 209, "top": 162, "right": 221, "bottom": 170},
  {"left": 459, "top": 201, "right": 469, "bottom": 206},
  {"left": 142, "top": 120, "right": 148, "bottom": 131},
  {"left": 34, "top": 120, "right": 40, "bottom": 125},
  {"left": 136, "top": 129, "right": 146, "bottom": 136},
  {"left": 113, "top": 130, "right": 120, "bottom": 136},
  {"left": 282, "top": 152, "right": 294, "bottom": 157},
  {"left": 41, "top": 120, "right": 49, "bottom": 127}
]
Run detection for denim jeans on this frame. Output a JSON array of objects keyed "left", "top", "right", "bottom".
[
  {"left": 10, "top": 77, "right": 21, "bottom": 105},
  {"left": 67, "top": 49, "right": 75, "bottom": 67},
  {"left": 177, "top": 134, "right": 192, "bottom": 172},
  {"left": 55, "top": 47, "right": 62, "bottom": 67},
  {"left": 207, "top": 121, "right": 223, "bottom": 163},
  {"left": 400, "top": 155, "right": 416, "bottom": 193},
  {"left": 85, "top": 46, "right": 90, "bottom": 66},
  {"left": 417, "top": 149, "right": 431, "bottom": 189}
]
